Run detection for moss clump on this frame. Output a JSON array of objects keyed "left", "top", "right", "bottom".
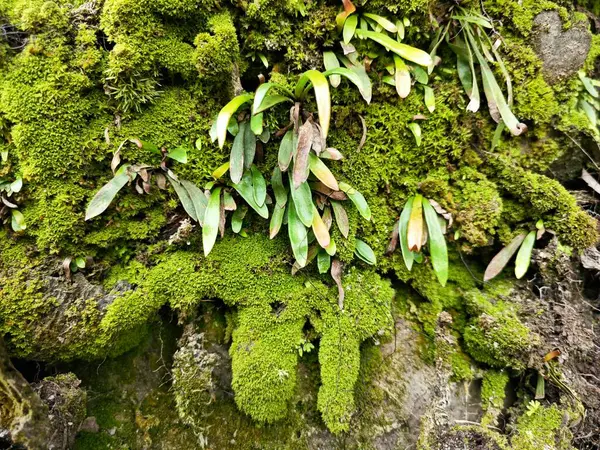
[
  {"left": 481, "top": 370, "right": 509, "bottom": 411},
  {"left": 510, "top": 403, "right": 574, "bottom": 450},
  {"left": 194, "top": 12, "right": 239, "bottom": 82}
]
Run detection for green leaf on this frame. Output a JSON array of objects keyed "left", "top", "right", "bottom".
[
  {"left": 11, "top": 209, "right": 25, "bottom": 231},
  {"left": 167, "top": 147, "right": 188, "bottom": 163},
  {"left": 251, "top": 112, "right": 263, "bottom": 135},
  {"left": 354, "top": 239, "right": 376, "bottom": 265},
  {"left": 253, "top": 95, "right": 292, "bottom": 115},
  {"left": 271, "top": 167, "right": 288, "bottom": 206},
  {"left": 251, "top": 165, "right": 267, "bottom": 207},
  {"left": 336, "top": 54, "right": 373, "bottom": 104},
  {"left": 579, "top": 71, "right": 599, "bottom": 98},
  {"left": 343, "top": 13, "right": 358, "bottom": 44},
  {"left": 399, "top": 196, "right": 415, "bottom": 271},
  {"left": 423, "top": 86, "right": 435, "bottom": 113},
  {"left": 131, "top": 139, "right": 161, "bottom": 155},
  {"left": 308, "top": 153, "right": 339, "bottom": 191},
  {"left": 330, "top": 200, "right": 349, "bottom": 238},
  {"left": 451, "top": 14, "right": 492, "bottom": 28},
  {"left": 363, "top": 13, "right": 397, "bottom": 33},
  {"left": 232, "top": 204, "right": 248, "bottom": 233},
  {"left": 258, "top": 53, "right": 269, "bottom": 68},
  {"left": 325, "top": 236, "right": 337, "bottom": 256},
  {"left": 278, "top": 130, "right": 294, "bottom": 172},
  {"left": 355, "top": 29, "right": 432, "bottom": 67},
  {"left": 10, "top": 177, "right": 22, "bottom": 193},
  {"left": 75, "top": 256, "right": 86, "bottom": 269},
  {"left": 231, "top": 171, "right": 269, "bottom": 219},
  {"left": 323, "top": 51, "right": 341, "bottom": 87},
  {"left": 168, "top": 176, "right": 198, "bottom": 222},
  {"left": 422, "top": 198, "right": 448, "bottom": 286},
  {"left": 288, "top": 196, "right": 308, "bottom": 267},
  {"left": 227, "top": 117, "right": 239, "bottom": 136},
  {"left": 484, "top": 232, "right": 527, "bottom": 281},
  {"left": 412, "top": 65, "right": 428, "bottom": 84},
  {"left": 295, "top": 70, "right": 330, "bottom": 139},
  {"left": 230, "top": 122, "right": 246, "bottom": 184},
  {"left": 85, "top": 170, "right": 132, "bottom": 220},
  {"left": 243, "top": 120, "right": 256, "bottom": 169},
  {"left": 408, "top": 122, "right": 421, "bottom": 146},
  {"left": 317, "top": 249, "right": 331, "bottom": 274},
  {"left": 339, "top": 181, "right": 371, "bottom": 220},
  {"left": 393, "top": 56, "right": 411, "bottom": 98},
  {"left": 515, "top": 230, "right": 536, "bottom": 279},
  {"left": 212, "top": 162, "right": 230, "bottom": 180},
  {"left": 216, "top": 93, "right": 253, "bottom": 149},
  {"left": 253, "top": 83, "right": 274, "bottom": 114},
  {"left": 181, "top": 180, "right": 208, "bottom": 226},
  {"left": 270, "top": 203, "right": 286, "bottom": 238},
  {"left": 323, "top": 67, "right": 372, "bottom": 104},
  {"left": 202, "top": 187, "right": 222, "bottom": 256},
  {"left": 209, "top": 115, "right": 218, "bottom": 142},
  {"left": 289, "top": 178, "right": 314, "bottom": 227},
  {"left": 195, "top": 137, "right": 202, "bottom": 151}
]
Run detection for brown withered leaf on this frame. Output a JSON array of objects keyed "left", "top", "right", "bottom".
[
  {"left": 135, "top": 179, "right": 144, "bottom": 195},
  {"left": 312, "top": 122, "right": 325, "bottom": 155},
  {"left": 139, "top": 168, "right": 150, "bottom": 183},
  {"left": 104, "top": 128, "right": 111, "bottom": 145},
  {"left": 142, "top": 181, "right": 151, "bottom": 194},
  {"left": 331, "top": 259, "right": 345, "bottom": 310},
  {"left": 218, "top": 200, "right": 226, "bottom": 238},
  {"left": 544, "top": 349, "right": 561, "bottom": 362},
  {"left": 63, "top": 257, "right": 72, "bottom": 282},
  {"left": 428, "top": 198, "right": 453, "bottom": 230},
  {"left": 1, "top": 196, "right": 17, "bottom": 209},
  {"left": 322, "top": 206, "right": 333, "bottom": 230},
  {"left": 155, "top": 173, "right": 167, "bottom": 190},
  {"left": 582, "top": 169, "right": 600, "bottom": 195},
  {"left": 311, "top": 182, "right": 348, "bottom": 201},
  {"left": 386, "top": 220, "right": 400, "bottom": 255},
  {"left": 357, "top": 115, "right": 367, "bottom": 152},
  {"left": 293, "top": 120, "right": 314, "bottom": 188},
  {"left": 483, "top": 232, "right": 527, "bottom": 282}
]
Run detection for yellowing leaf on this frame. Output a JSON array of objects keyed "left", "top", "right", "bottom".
[
  {"left": 308, "top": 153, "right": 339, "bottom": 190},
  {"left": 393, "top": 55, "right": 411, "bottom": 98},
  {"left": 295, "top": 70, "right": 331, "bottom": 139},
  {"left": 311, "top": 206, "right": 331, "bottom": 248},
  {"left": 399, "top": 196, "right": 415, "bottom": 270},
  {"left": 323, "top": 52, "right": 341, "bottom": 87},
  {"left": 407, "top": 194, "right": 423, "bottom": 252},
  {"left": 202, "top": 187, "right": 222, "bottom": 256},
  {"left": 484, "top": 232, "right": 527, "bottom": 281}
]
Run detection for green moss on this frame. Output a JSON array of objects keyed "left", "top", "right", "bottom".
[
  {"left": 481, "top": 370, "right": 509, "bottom": 411},
  {"left": 511, "top": 403, "right": 574, "bottom": 450},
  {"left": 194, "top": 12, "right": 239, "bottom": 82}
]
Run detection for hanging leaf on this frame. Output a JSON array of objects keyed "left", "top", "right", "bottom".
[
  {"left": 422, "top": 198, "right": 448, "bottom": 286},
  {"left": 292, "top": 120, "right": 314, "bottom": 188},
  {"left": 331, "top": 259, "right": 345, "bottom": 309},
  {"left": 202, "top": 187, "right": 222, "bottom": 256},
  {"left": 354, "top": 239, "right": 376, "bottom": 265},
  {"left": 311, "top": 206, "right": 331, "bottom": 248},
  {"left": 288, "top": 197, "right": 308, "bottom": 267},
  {"left": 399, "top": 196, "right": 415, "bottom": 270},
  {"left": 317, "top": 249, "right": 331, "bottom": 274},
  {"left": 243, "top": 121, "right": 256, "bottom": 169},
  {"left": 278, "top": 130, "right": 295, "bottom": 172},
  {"left": 323, "top": 67, "right": 372, "bottom": 104},
  {"left": 85, "top": 169, "right": 134, "bottom": 220},
  {"left": 339, "top": 181, "right": 371, "bottom": 220},
  {"left": 295, "top": 70, "right": 331, "bottom": 139},
  {"left": 181, "top": 180, "right": 208, "bottom": 226},
  {"left": 167, "top": 147, "right": 188, "bottom": 163},
  {"left": 515, "top": 230, "right": 536, "bottom": 279},
  {"left": 363, "top": 13, "right": 397, "bottom": 33},
  {"left": 394, "top": 55, "right": 411, "bottom": 99},
  {"left": 386, "top": 219, "right": 400, "bottom": 255},
  {"left": 251, "top": 165, "right": 267, "bottom": 207},
  {"left": 11, "top": 209, "right": 26, "bottom": 231},
  {"left": 270, "top": 203, "right": 286, "bottom": 238},
  {"left": 325, "top": 236, "right": 337, "bottom": 256},
  {"left": 354, "top": 29, "right": 432, "bottom": 67},
  {"left": 254, "top": 95, "right": 293, "bottom": 114},
  {"left": 222, "top": 191, "right": 237, "bottom": 211},
  {"left": 412, "top": 66, "right": 428, "bottom": 85},
  {"left": 271, "top": 167, "right": 288, "bottom": 206},
  {"left": 423, "top": 86, "right": 435, "bottom": 113},
  {"left": 230, "top": 122, "right": 246, "bottom": 184},
  {"left": 216, "top": 93, "right": 253, "bottom": 149},
  {"left": 251, "top": 112, "right": 264, "bottom": 135},
  {"left": 308, "top": 153, "right": 339, "bottom": 191},
  {"left": 451, "top": 14, "right": 492, "bottom": 28},
  {"left": 324, "top": 52, "right": 341, "bottom": 88},
  {"left": 168, "top": 176, "right": 198, "bottom": 222},
  {"left": 330, "top": 200, "right": 349, "bottom": 238},
  {"left": 320, "top": 148, "right": 344, "bottom": 160},
  {"left": 289, "top": 178, "right": 314, "bottom": 227},
  {"left": 484, "top": 232, "right": 527, "bottom": 281},
  {"left": 407, "top": 194, "right": 423, "bottom": 252},
  {"left": 231, "top": 171, "right": 269, "bottom": 218},
  {"left": 408, "top": 122, "right": 422, "bottom": 146},
  {"left": 231, "top": 204, "right": 248, "bottom": 233},
  {"left": 343, "top": 14, "right": 358, "bottom": 44}
]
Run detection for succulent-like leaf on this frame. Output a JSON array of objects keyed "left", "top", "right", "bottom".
[
  {"left": 253, "top": 83, "right": 274, "bottom": 114},
  {"left": 422, "top": 198, "right": 448, "bottom": 286},
  {"left": 270, "top": 203, "right": 286, "bottom": 238},
  {"left": 363, "top": 13, "right": 397, "bottom": 33},
  {"left": 231, "top": 204, "right": 247, "bottom": 233},
  {"left": 308, "top": 153, "right": 339, "bottom": 191},
  {"left": 212, "top": 162, "right": 230, "bottom": 179},
  {"left": 216, "top": 93, "right": 253, "bottom": 149},
  {"left": 11, "top": 209, "right": 25, "bottom": 231},
  {"left": 330, "top": 200, "right": 349, "bottom": 238},
  {"left": 251, "top": 165, "right": 267, "bottom": 207},
  {"left": 243, "top": 121, "right": 256, "bottom": 169},
  {"left": 579, "top": 71, "right": 599, "bottom": 98},
  {"left": 230, "top": 122, "right": 246, "bottom": 184},
  {"left": 354, "top": 239, "right": 376, "bottom": 265},
  {"left": 393, "top": 55, "right": 411, "bottom": 98},
  {"left": 271, "top": 167, "right": 288, "bottom": 206},
  {"left": 317, "top": 249, "right": 331, "bottom": 274},
  {"left": 168, "top": 176, "right": 198, "bottom": 222},
  {"left": 251, "top": 112, "right": 263, "bottom": 135},
  {"left": 323, "top": 52, "right": 341, "bottom": 88},
  {"left": 323, "top": 67, "right": 372, "bottom": 104},
  {"left": 408, "top": 122, "right": 422, "bottom": 146},
  {"left": 407, "top": 194, "right": 423, "bottom": 252},
  {"left": 294, "top": 70, "right": 331, "bottom": 139},
  {"left": 253, "top": 95, "right": 292, "bottom": 115},
  {"left": 167, "top": 147, "right": 188, "bottom": 163},
  {"left": 423, "top": 86, "right": 435, "bottom": 113},
  {"left": 339, "top": 181, "right": 371, "bottom": 220},
  {"left": 292, "top": 120, "right": 314, "bottom": 188},
  {"left": 181, "top": 180, "right": 208, "bottom": 226},
  {"left": 399, "top": 196, "right": 415, "bottom": 270},
  {"left": 288, "top": 197, "right": 308, "bottom": 267},
  {"left": 85, "top": 170, "right": 133, "bottom": 220},
  {"left": 355, "top": 29, "right": 432, "bottom": 67},
  {"left": 451, "top": 14, "right": 492, "bottom": 28},
  {"left": 484, "top": 232, "right": 527, "bottom": 281},
  {"left": 320, "top": 148, "right": 344, "bottom": 160},
  {"left": 222, "top": 191, "right": 237, "bottom": 211},
  {"left": 290, "top": 179, "right": 314, "bottom": 227},
  {"left": 278, "top": 130, "right": 295, "bottom": 172},
  {"left": 202, "top": 187, "right": 222, "bottom": 256},
  {"left": 325, "top": 237, "right": 337, "bottom": 256},
  {"left": 343, "top": 13, "right": 358, "bottom": 44},
  {"left": 311, "top": 206, "right": 331, "bottom": 248},
  {"left": 231, "top": 171, "right": 269, "bottom": 219},
  {"left": 336, "top": 54, "right": 373, "bottom": 104},
  {"left": 514, "top": 230, "right": 536, "bottom": 279}
]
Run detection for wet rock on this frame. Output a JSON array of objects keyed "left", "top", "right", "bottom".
[{"left": 533, "top": 11, "right": 591, "bottom": 84}]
